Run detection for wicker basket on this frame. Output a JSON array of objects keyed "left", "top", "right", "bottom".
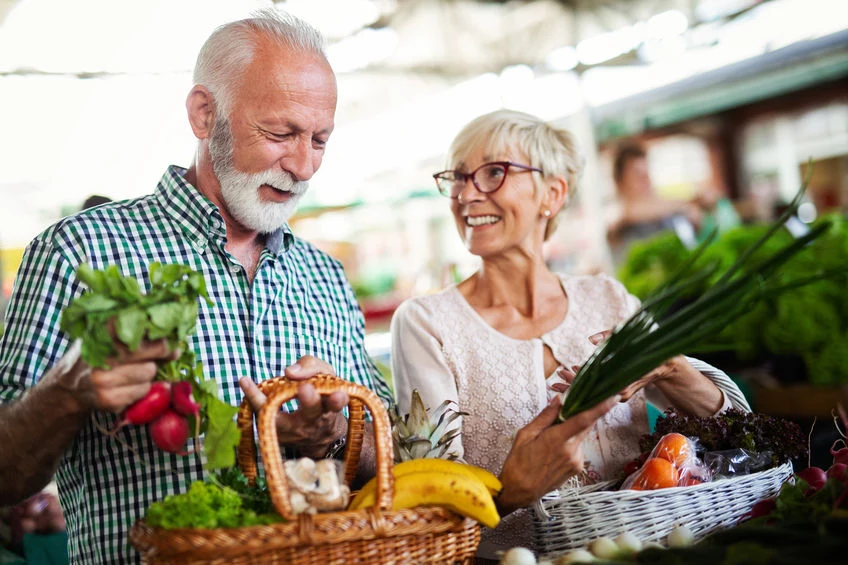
[
  {"left": 532, "top": 460, "right": 793, "bottom": 558},
  {"left": 130, "top": 375, "right": 481, "bottom": 564}
]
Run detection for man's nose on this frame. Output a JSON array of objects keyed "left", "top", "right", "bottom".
[{"left": 283, "top": 137, "right": 318, "bottom": 181}]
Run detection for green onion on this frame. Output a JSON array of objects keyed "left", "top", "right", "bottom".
[{"left": 558, "top": 169, "right": 846, "bottom": 421}]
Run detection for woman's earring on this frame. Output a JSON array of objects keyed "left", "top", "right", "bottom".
[{"left": 543, "top": 209, "right": 551, "bottom": 218}]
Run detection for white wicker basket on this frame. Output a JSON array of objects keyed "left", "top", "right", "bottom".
[{"left": 532, "top": 461, "right": 793, "bottom": 558}]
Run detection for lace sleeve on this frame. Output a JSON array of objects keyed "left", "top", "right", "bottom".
[{"left": 390, "top": 299, "right": 464, "bottom": 458}]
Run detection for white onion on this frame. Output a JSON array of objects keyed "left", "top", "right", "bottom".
[
  {"left": 554, "top": 549, "right": 596, "bottom": 564},
  {"left": 667, "top": 525, "right": 695, "bottom": 548},
  {"left": 500, "top": 547, "right": 537, "bottom": 565},
  {"left": 614, "top": 532, "right": 643, "bottom": 554},
  {"left": 588, "top": 537, "right": 619, "bottom": 559}
]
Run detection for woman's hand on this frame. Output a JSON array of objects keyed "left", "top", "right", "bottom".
[
  {"left": 580, "top": 330, "right": 723, "bottom": 413},
  {"left": 239, "top": 356, "right": 348, "bottom": 459},
  {"left": 496, "top": 394, "right": 619, "bottom": 514}
]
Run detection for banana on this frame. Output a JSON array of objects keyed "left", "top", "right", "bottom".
[
  {"left": 348, "top": 459, "right": 502, "bottom": 511},
  {"left": 348, "top": 470, "right": 500, "bottom": 529},
  {"left": 348, "top": 477, "right": 378, "bottom": 511},
  {"left": 394, "top": 459, "right": 503, "bottom": 496}
]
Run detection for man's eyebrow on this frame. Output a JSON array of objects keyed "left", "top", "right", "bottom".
[{"left": 260, "top": 122, "right": 333, "bottom": 137}]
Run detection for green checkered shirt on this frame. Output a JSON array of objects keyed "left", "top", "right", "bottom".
[{"left": 0, "top": 166, "right": 393, "bottom": 564}]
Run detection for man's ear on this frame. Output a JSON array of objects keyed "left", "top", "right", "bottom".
[{"left": 186, "top": 85, "right": 215, "bottom": 139}]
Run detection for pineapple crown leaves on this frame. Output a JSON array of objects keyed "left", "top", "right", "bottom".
[{"left": 390, "top": 389, "right": 467, "bottom": 462}]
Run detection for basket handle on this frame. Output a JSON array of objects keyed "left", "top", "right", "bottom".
[{"left": 236, "top": 375, "right": 394, "bottom": 520}]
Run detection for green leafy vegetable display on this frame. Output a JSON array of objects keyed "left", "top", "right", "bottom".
[
  {"left": 618, "top": 214, "right": 848, "bottom": 386},
  {"left": 60, "top": 262, "right": 240, "bottom": 470},
  {"left": 559, "top": 176, "right": 848, "bottom": 421},
  {"left": 640, "top": 408, "right": 807, "bottom": 468}
]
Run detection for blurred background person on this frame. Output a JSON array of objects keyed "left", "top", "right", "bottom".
[
  {"left": 606, "top": 141, "right": 718, "bottom": 265},
  {"left": 81, "top": 195, "right": 112, "bottom": 210},
  {"left": 0, "top": 482, "right": 66, "bottom": 563}
]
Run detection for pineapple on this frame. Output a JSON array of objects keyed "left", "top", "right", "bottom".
[{"left": 390, "top": 389, "right": 466, "bottom": 461}]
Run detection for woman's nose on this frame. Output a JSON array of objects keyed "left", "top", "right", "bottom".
[{"left": 456, "top": 176, "right": 483, "bottom": 203}]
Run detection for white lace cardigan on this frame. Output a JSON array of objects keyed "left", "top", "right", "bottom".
[{"left": 389, "top": 273, "right": 750, "bottom": 558}]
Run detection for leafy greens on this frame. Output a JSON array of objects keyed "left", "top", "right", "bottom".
[
  {"left": 559, "top": 171, "right": 848, "bottom": 421},
  {"left": 60, "top": 262, "right": 239, "bottom": 470}
]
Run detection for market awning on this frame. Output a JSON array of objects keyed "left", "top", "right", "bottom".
[{"left": 592, "top": 28, "right": 848, "bottom": 142}]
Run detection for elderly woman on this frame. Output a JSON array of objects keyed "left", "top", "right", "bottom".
[{"left": 389, "top": 109, "right": 749, "bottom": 561}]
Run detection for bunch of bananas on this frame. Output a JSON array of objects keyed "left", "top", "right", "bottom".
[{"left": 348, "top": 459, "right": 502, "bottom": 528}]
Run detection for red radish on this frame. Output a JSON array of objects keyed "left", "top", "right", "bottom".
[
  {"left": 748, "top": 498, "right": 776, "bottom": 519},
  {"left": 171, "top": 381, "right": 200, "bottom": 416},
  {"left": 105, "top": 382, "right": 171, "bottom": 435},
  {"left": 149, "top": 410, "right": 190, "bottom": 454},
  {"left": 827, "top": 463, "right": 847, "bottom": 482},
  {"left": 796, "top": 466, "right": 827, "bottom": 495},
  {"left": 831, "top": 446, "right": 848, "bottom": 466},
  {"left": 623, "top": 459, "right": 641, "bottom": 477}
]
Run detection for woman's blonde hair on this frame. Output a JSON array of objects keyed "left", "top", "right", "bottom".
[{"left": 446, "top": 109, "right": 585, "bottom": 240}]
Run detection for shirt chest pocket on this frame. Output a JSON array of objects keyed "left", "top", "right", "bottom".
[{"left": 288, "top": 333, "right": 346, "bottom": 377}]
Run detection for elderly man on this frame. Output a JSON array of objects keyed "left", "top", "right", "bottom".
[{"left": 0, "top": 9, "right": 391, "bottom": 563}]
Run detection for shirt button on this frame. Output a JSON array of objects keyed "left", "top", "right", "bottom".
[{"left": 230, "top": 264, "right": 241, "bottom": 274}]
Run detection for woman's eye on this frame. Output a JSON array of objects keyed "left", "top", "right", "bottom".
[{"left": 485, "top": 166, "right": 504, "bottom": 179}]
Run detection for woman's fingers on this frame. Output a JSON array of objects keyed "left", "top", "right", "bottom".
[
  {"left": 588, "top": 329, "right": 612, "bottom": 346},
  {"left": 514, "top": 396, "right": 562, "bottom": 444},
  {"left": 552, "top": 395, "right": 620, "bottom": 440},
  {"left": 557, "top": 365, "right": 578, "bottom": 384}
]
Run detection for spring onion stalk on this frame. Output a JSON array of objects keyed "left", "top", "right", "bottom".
[{"left": 558, "top": 170, "right": 844, "bottom": 421}]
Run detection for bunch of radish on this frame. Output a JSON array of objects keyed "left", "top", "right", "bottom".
[
  {"left": 746, "top": 405, "right": 848, "bottom": 520},
  {"left": 106, "top": 380, "right": 200, "bottom": 454}
]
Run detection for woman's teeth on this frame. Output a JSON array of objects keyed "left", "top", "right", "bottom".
[{"left": 466, "top": 215, "right": 500, "bottom": 227}]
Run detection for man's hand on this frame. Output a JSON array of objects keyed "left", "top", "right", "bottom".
[
  {"left": 0, "top": 339, "right": 178, "bottom": 504},
  {"left": 239, "top": 356, "right": 348, "bottom": 459},
  {"left": 44, "top": 338, "right": 178, "bottom": 415},
  {"left": 496, "top": 395, "right": 619, "bottom": 514}
]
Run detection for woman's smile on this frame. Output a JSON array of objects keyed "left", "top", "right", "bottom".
[{"left": 465, "top": 214, "right": 502, "bottom": 227}]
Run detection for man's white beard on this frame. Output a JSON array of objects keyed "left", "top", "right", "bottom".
[{"left": 209, "top": 116, "right": 309, "bottom": 234}]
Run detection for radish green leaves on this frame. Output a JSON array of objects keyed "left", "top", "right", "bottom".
[{"left": 60, "top": 262, "right": 239, "bottom": 470}]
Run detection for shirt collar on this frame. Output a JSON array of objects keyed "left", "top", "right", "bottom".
[{"left": 155, "top": 165, "right": 294, "bottom": 256}]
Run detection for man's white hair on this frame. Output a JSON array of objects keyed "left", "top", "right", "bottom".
[{"left": 193, "top": 8, "right": 326, "bottom": 119}]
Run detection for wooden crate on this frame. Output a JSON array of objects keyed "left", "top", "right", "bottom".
[{"left": 750, "top": 382, "right": 848, "bottom": 418}]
